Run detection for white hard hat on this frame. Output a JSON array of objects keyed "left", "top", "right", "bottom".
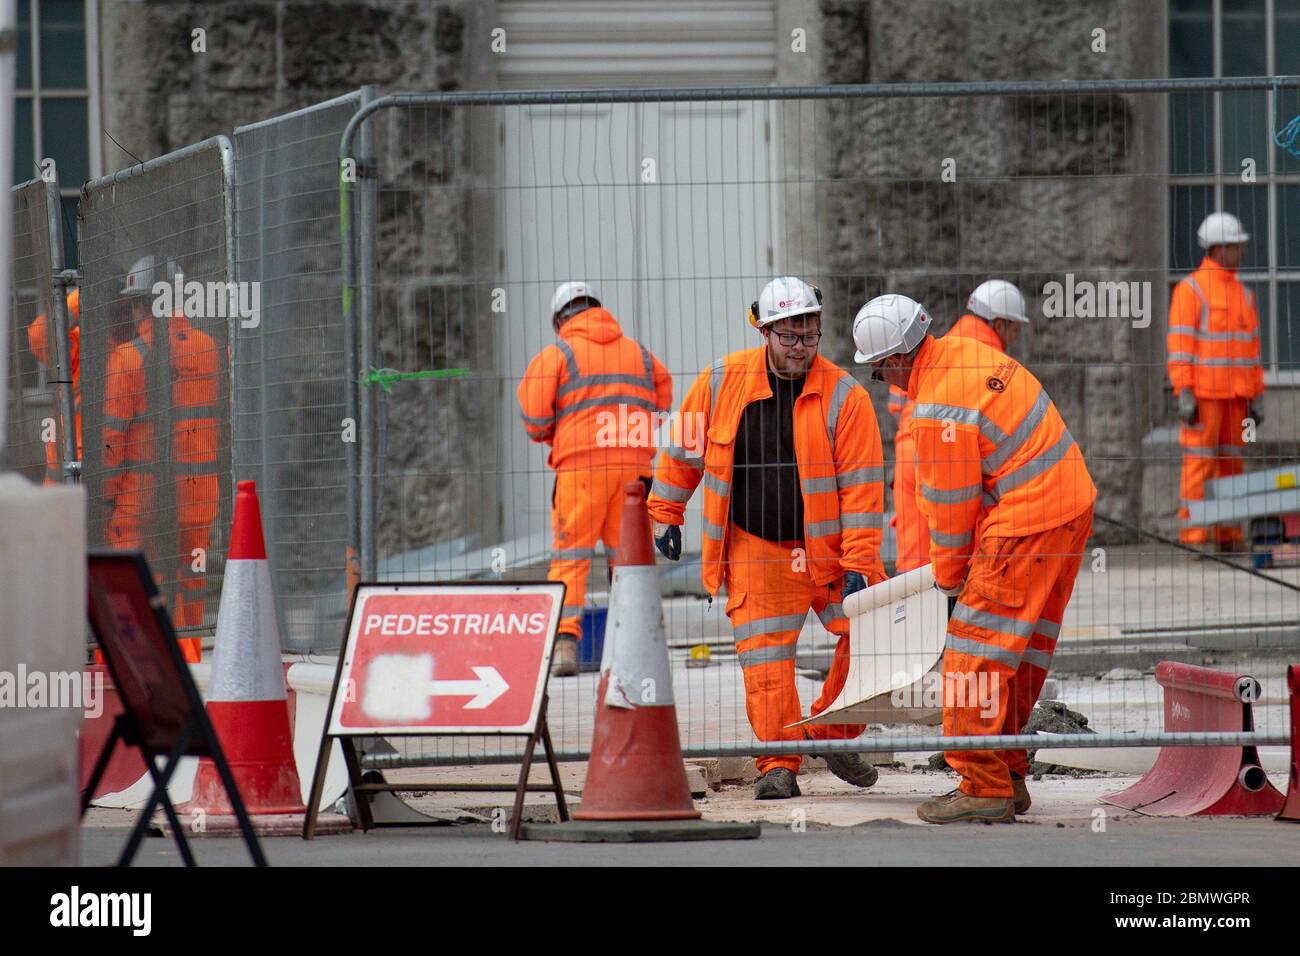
[
  {"left": 967, "top": 279, "right": 1029, "bottom": 324},
  {"left": 120, "top": 254, "right": 177, "bottom": 296},
  {"left": 852, "top": 294, "right": 932, "bottom": 365},
  {"left": 751, "top": 276, "right": 822, "bottom": 329},
  {"left": 550, "top": 281, "right": 601, "bottom": 320},
  {"left": 1197, "top": 212, "right": 1249, "bottom": 248}
]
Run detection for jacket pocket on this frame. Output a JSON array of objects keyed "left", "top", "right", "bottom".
[{"left": 967, "top": 537, "right": 1031, "bottom": 609}]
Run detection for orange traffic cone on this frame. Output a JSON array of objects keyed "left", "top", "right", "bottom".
[
  {"left": 573, "top": 481, "right": 700, "bottom": 821},
  {"left": 181, "top": 481, "right": 305, "bottom": 827}
]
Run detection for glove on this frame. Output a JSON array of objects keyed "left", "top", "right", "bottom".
[
  {"left": 1177, "top": 390, "right": 1198, "bottom": 425},
  {"left": 640, "top": 475, "right": 654, "bottom": 498},
  {"left": 653, "top": 522, "right": 682, "bottom": 561},
  {"left": 935, "top": 580, "right": 963, "bottom": 598},
  {"left": 842, "top": 571, "right": 868, "bottom": 601},
  {"left": 1248, "top": 403, "right": 1263, "bottom": 427}
]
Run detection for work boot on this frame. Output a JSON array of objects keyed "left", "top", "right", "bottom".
[
  {"left": 550, "top": 636, "right": 578, "bottom": 677},
  {"left": 754, "top": 768, "right": 801, "bottom": 800},
  {"left": 1011, "top": 773, "right": 1031, "bottom": 814},
  {"left": 822, "top": 751, "right": 879, "bottom": 789},
  {"left": 916, "top": 789, "right": 1015, "bottom": 824}
]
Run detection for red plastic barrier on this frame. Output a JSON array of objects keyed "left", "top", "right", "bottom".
[
  {"left": 1103, "top": 661, "right": 1285, "bottom": 817},
  {"left": 1280, "top": 665, "right": 1300, "bottom": 822}
]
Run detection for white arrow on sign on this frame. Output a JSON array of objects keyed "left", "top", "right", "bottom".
[{"left": 362, "top": 653, "right": 511, "bottom": 722}]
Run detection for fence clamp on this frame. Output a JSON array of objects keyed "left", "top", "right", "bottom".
[{"left": 53, "top": 269, "right": 81, "bottom": 289}]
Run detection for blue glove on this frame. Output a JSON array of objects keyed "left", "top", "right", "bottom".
[
  {"left": 842, "top": 571, "right": 868, "bottom": 600},
  {"left": 654, "top": 523, "right": 682, "bottom": 561}
]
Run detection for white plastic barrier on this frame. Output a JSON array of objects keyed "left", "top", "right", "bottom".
[
  {"left": 0, "top": 475, "right": 86, "bottom": 864},
  {"left": 797, "top": 564, "right": 948, "bottom": 727}
]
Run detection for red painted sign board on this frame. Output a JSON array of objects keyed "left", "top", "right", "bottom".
[{"left": 329, "top": 583, "right": 564, "bottom": 735}]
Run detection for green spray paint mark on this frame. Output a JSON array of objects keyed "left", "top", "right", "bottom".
[{"left": 363, "top": 366, "right": 471, "bottom": 393}]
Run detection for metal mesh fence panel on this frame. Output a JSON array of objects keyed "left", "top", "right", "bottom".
[
  {"left": 233, "top": 91, "right": 366, "bottom": 652},
  {"left": 343, "top": 77, "right": 1300, "bottom": 768},
  {"left": 77, "top": 138, "right": 236, "bottom": 645}
]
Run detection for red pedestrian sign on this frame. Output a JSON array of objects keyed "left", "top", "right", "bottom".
[{"left": 328, "top": 583, "right": 565, "bottom": 735}]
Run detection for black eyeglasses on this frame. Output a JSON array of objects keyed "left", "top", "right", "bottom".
[{"left": 771, "top": 331, "right": 822, "bottom": 347}]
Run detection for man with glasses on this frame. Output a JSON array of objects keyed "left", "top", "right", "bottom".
[{"left": 647, "top": 276, "right": 888, "bottom": 800}]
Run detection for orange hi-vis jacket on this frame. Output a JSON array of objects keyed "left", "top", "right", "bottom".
[
  {"left": 888, "top": 313, "right": 1004, "bottom": 434},
  {"left": 908, "top": 334, "right": 1096, "bottom": 590},
  {"left": 1167, "top": 257, "right": 1263, "bottom": 400},
  {"left": 103, "top": 313, "right": 221, "bottom": 501},
  {"left": 648, "top": 348, "right": 888, "bottom": 596},
  {"left": 517, "top": 307, "right": 672, "bottom": 472},
  {"left": 26, "top": 290, "right": 83, "bottom": 480}
]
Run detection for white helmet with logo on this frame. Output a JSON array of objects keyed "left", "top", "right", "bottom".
[
  {"left": 750, "top": 276, "right": 822, "bottom": 329},
  {"left": 1197, "top": 212, "right": 1249, "bottom": 248},
  {"left": 967, "top": 279, "right": 1029, "bottom": 324},
  {"left": 550, "top": 281, "right": 601, "bottom": 321},
  {"left": 852, "top": 294, "right": 932, "bottom": 364},
  {"left": 119, "top": 254, "right": 178, "bottom": 296}
]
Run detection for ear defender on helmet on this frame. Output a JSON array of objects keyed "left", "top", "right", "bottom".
[
  {"left": 748, "top": 301, "right": 761, "bottom": 330},
  {"left": 811, "top": 285, "right": 823, "bottom": 307}
]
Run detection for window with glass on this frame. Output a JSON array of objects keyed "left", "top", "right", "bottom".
[
  {"left": 14, "top": 0, "right": 99, "bottom": 269},
  {"left": 1169, "top": 0, "right": 1300, "bottom": 379}
]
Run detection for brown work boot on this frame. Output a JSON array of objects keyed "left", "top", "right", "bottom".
[
  {"left": 550, "top": 636, "right": 578, "bottom": 677},
  {"left": 916, "top": 789, "right": 1015, "bottom": 824},
  {"left": 1011, "top": 773, "right": 1031, "bottom": 814}
]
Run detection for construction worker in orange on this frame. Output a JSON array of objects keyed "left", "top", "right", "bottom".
[
  {"left": 25, "top": 288, "right": 82, "bottom": 484},
  {"left": 889, "top": 280, "right": 1029, "bottom": 573},
  {"left": 1168, "top": 212, "right": 1262, "bottom": 552},
  {"left": 518, "top": 281, "right": 672, "bottom": 677},
  {"left": 103, "top": 256, "right": 221, "bottom": 662},
  {"left": 648, "top": 277, "right": 888, "bottom": 801},
  {"left": 854, "top": 294, "right": 1095, "bottom": 824}
]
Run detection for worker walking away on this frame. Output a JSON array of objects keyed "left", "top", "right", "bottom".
[
  {"left": 648, "top": 277, "right": 888, "bottom": 800},
  {"left": 26, "top": 288, "right": 82, "bottom": 484},
  {"left": 1168, "top": 212, "right": 1262, "bottom": 552},
  {"left": 104, "top": 256, "right": 221, "bottom": 663},
  {"left": 518, "top": 281, "right": 672, "bottom": 677},
  {"left": 889, "top": 279, "right": 1029, "bottom": 573},
  {"left": 854, "top": 294, "right": 1095, "bottom": 823}
]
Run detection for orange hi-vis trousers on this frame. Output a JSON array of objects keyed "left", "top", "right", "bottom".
[
  {"left": 892, "top": 428, "right": 929, "bottom": 573},
  {"left": 943, "top": 507, "right": 1093, "bottom": 798},
  {"left": 550, "top": 458, "right": 650, "bottom": 639},
  {"left": 1178, "top": 397, "right": 1247, "bottom": 546},
  {"left": 724, "top": 524, "right": 864, "bottom": 775}
]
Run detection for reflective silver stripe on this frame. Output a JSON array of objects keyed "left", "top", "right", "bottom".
[
  {"left": 930, "top": 528, "right": 972, "bottom": 548},
  {"left": 638, "top": 343, "right": 655, "bottom": 384},
  {"left": 560, "top": 609, "right": 583, "bottom": 621},
  {"left": 921, "top": 481, "right": 982, "bottom": 505},
  {"left": 175, "top": 405, "right": 221, "bottom": 421},
  {"left": 708, "top": 358, "right": 726, "bottom": 418},
  {"left": 992, "top": 429, "right": 1076, "bottom": 497},
  {"left": 1022, "top": 647, "right": 1053, "bottom": 671},
  {"left": 555, "top": 339, "right": 580, "bottom": 380},
  {"left": 103, "top": 412, "right": 132, "bottom": 430},
  {"left": 652, "top": 479, "right": 692, "bottom": 503},
  {"left": 556, "top": 373, "right": 654, "bottom": 399},
  {"left": 952, "top": 602, "right": 1035, "bottom": 639},
  {"left": 801, "top": 476, "right": 838, "bottom": 494},
  {"left": 702, "top": 471, "right": 730, "bottom": 497},
  {"left": 1167, "top": 351, "right": 1196, "bottom": 363},
  {"left": 1186, "top": 277, "right": 1209, "bottom": 332},
  {"left": 1196, "top": 356, "right": 1258, "bottom": 367},
  {"left": 552, "top": 548, "right": 596, "bottom": 561},
  {"left": 734, "top": 613, "right": 807, "bottom": 641},
  {"left": 555, "top": 394, "right": 660, "bottom": 420},
  {"left": 983, "top": 389, "right": 1050, "bottom": 472},
  {"left": 841, "top": 511, "right": 884, "bottom": 529},
  {"left": 173, "top": 460, "right": 216, "bottom": 476},
  {"left": 1199, "top": 330, "right": 1256, "bottom": 343},
  {"left": 703, "top": 518, "right": 725, "bottom": 540},
  {"left": 129, "top": 337, "right": 149, "bottom": 364},
  {"left": 824, "top": 374, "right": 856, "bottom": 454},
  {"left": 835, "top": 465, "right": 884, "bottom": 488},
  {"left": 944, "top": 633, "right": 1022, "bottom": 670},
  {"left": 665, "top": 444, "right": 705, "bottom": 468},
  {"left": 983, "top": 490, "right": 998, "bottom": 508},
  {"left": 806, "top": 517, "right": 842, "bottom": 537},
  {"left": 817, "top": 603, "right": 845, "bottom": 626},
  {"left": 913, "top": 402, "right": 981, "bottom": 428},
  {"left": 1183, "top": 445, "right": 1218, "bottom": 458},
  {"left": 738, "top": 643, "right": 799, "bottom": 667},
  {"left": 1034, "top": 617, "right": 1062, "bottom": 639},
  {"left": 520, "top": 411, "right": 555, "bottom": 428}
]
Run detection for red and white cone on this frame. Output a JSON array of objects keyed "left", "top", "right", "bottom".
[
  {"left": 573, "top": 481, "right": 700, "bottom": 821},
  {"left": 181, "top": 480, "right": 305, "bottom": 825}
]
